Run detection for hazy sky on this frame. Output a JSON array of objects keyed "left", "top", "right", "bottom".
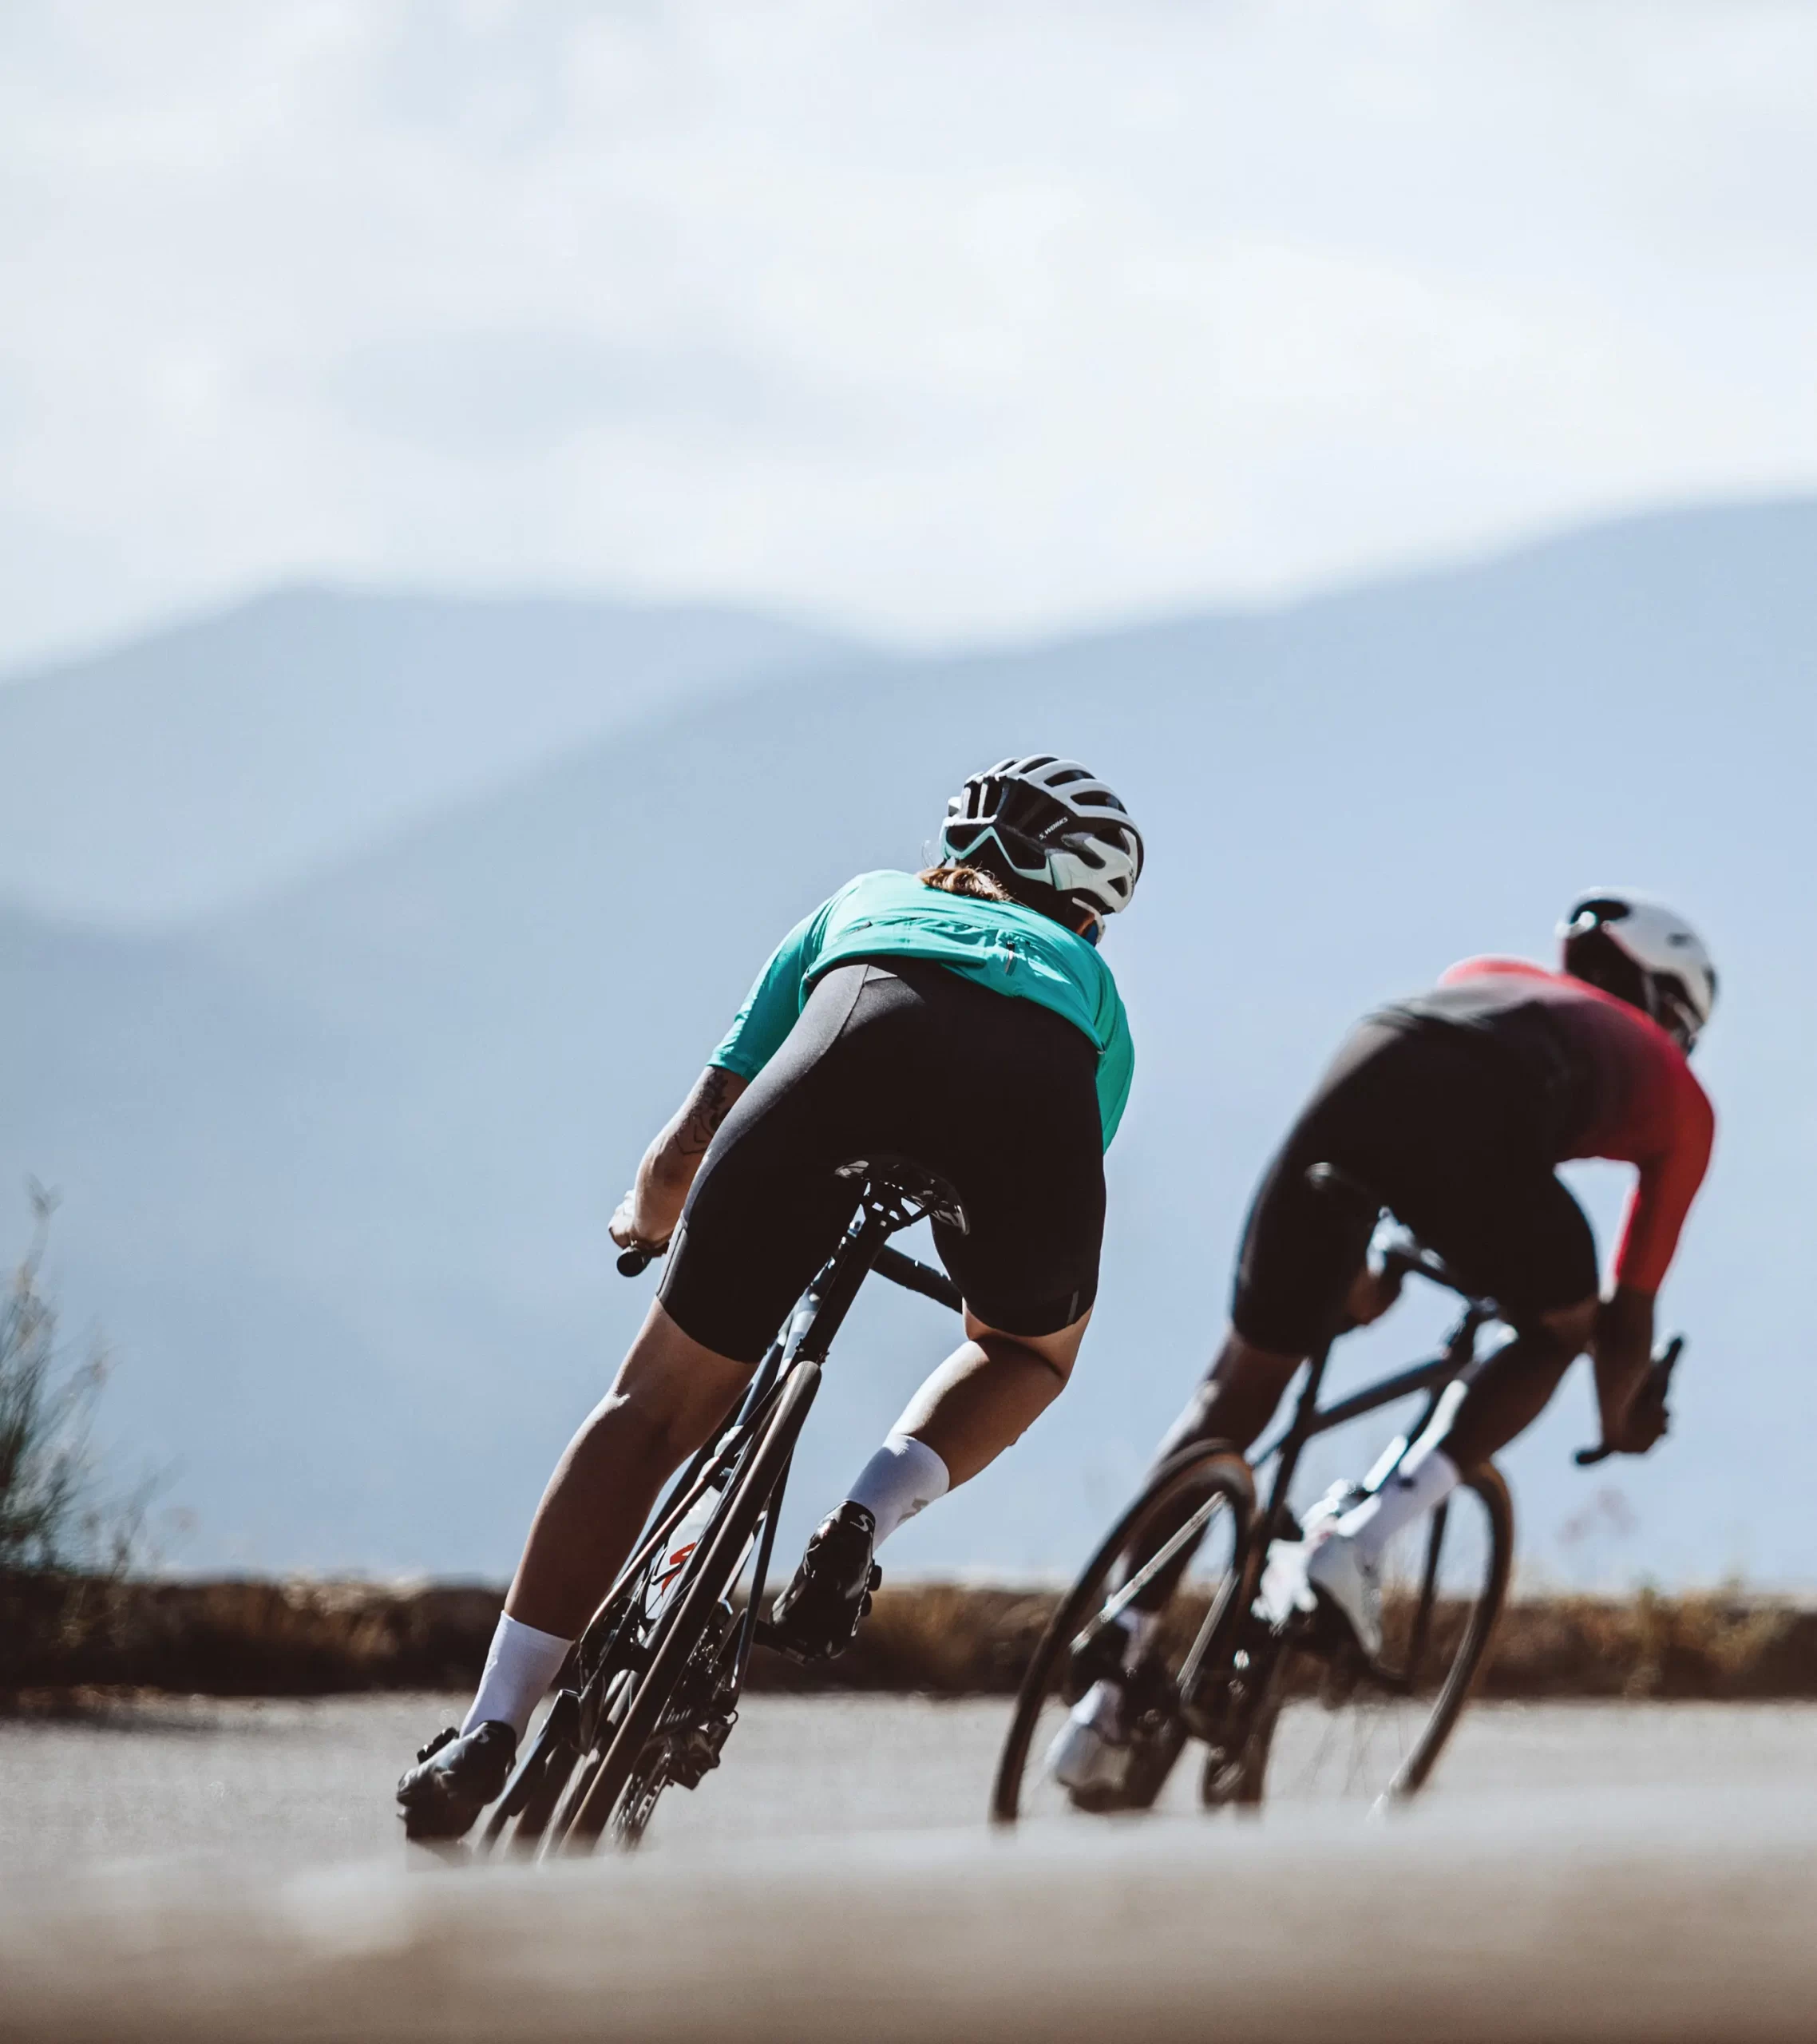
[{"left": 4, "top": 1, "right": 1816, "bottom": 668}]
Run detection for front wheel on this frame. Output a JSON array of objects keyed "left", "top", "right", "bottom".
[
  {"left": 992, "top": 1444, "right": 1255, "bottom": 1825},
  {"left": 1207, "top": 1460, "right": 1513, "bottom": 1812}
]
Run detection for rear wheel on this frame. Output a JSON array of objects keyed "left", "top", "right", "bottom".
[
  {"left": 606, "top": 1616, "right": 746, "bottom": 1851},
  {"left": 991, "top": 1444, "right": 1255, "bottom": 1825},
  {"left": 1205, "top": 1461, "right": 1512, "bottom": 1811},
  {"left": 552, "top": 1360, "right": 821, "bottom": 1852}
]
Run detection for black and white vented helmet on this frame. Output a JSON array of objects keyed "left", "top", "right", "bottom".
[
  {"left": 1559, "top": 889, "right": 1717, "bottom": 1050},
  {"left": 940, "top": 755, "right": 1144, "bottom": 921}
]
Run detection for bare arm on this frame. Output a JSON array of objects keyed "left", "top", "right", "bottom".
[
  {"left": 609, "top": 1066, "right": 750, "bottom": 1252},
  {"left": 1592, "top": 1284, "right": 1659, "bottom": 1452}
]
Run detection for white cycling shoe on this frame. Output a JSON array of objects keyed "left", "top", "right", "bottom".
[
  {"left": 1255, "top": 1524, "right": 1384, "bottom": 1662},
  {"left": 1305, "top": 1529, "right": 1384, "bottom": 1660},
  {"left": 1044, "top": 1679, "right": 1130, "bottom": 1800}
]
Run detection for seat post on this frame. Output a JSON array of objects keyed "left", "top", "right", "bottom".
[{"left": 788, "top": 1198, "right": 895, "bottom": 1367}]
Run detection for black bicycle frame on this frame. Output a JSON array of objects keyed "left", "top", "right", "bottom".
[
  {"left": 578, "top": 1172, "right": 964, "bottom": 1717},
  {"left": 1061, "top": 1247, "right": 1498, "bottom": 1725},
  {"left": 1246, "top": 1293, "right": 1498, "bottom": 1555}
]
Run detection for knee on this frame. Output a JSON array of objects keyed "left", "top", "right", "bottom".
[
  {"left": 597, "top": 1373, "right": 731, "bottom": 1470},
  {"left": 607, "top": 1305, "right": 756, "bottom": 1461},
  {"left": 582, "top": 1385, "right": 687, "bottom": 1468},
  {"left": 976, "top": 1331, "right": 1074, "bottom": 1393},
  {"left": 1209, "top": 1332, "right": 1302, "bottom": 1415},
  {"left": 966, "top": 1308, "right": 1091, "bottom": 1389},
  {"left": 1534, "top": 1298, "right": 1597, "bottom": 1361},
  {"left": 1157, "top": 1330, "right": 1298, "bottom": 1458}
]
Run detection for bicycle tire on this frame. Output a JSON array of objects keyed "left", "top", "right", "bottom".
[
  {"left": 513, "top": 1668, "right": 635, "bottom": 1856},
  {"left": 545, "top": 1747, "right": 605, "bottom": 1848},
  {"left": 1383, "top": 1459, "right": 1513, "bottom": 1799},
  {"left": 509, "top": 1733, "right": 580, "bottom": 1848},
  {"left": 556, "top": 1357, "right": 822, "bottom": 1849},
  {"left": 1206, "top": 1459, "right": 1513, "bottom": 1810},
  {"left": 991, "top": 1443, "right": 1255, "bottom": 1824},
  {"left": 477, "top": 1689, "right": 582, "bottom": 1856}
]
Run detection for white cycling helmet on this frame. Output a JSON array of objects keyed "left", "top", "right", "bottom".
[
  {"left": 940, "top": 755, "right": 1143, "bottom": 922},
  {"left": 1559, "top": 889, "right": 1717, "bottom": 1050}
]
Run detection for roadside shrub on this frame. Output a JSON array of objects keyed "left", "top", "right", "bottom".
[{"left": 0, "top": 1185, "right": 112, "bottom": 1576}]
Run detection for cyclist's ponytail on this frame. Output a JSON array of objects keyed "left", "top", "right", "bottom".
[{"left": 916, "top": 862, "right": 1014, "bottom": 902}]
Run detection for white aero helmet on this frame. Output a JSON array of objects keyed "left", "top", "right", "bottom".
[
  {"left": 940, "top": 755, "right": 1143, "bottom": 923},
  {"left": 1558, "top": 889, "right": 1717, "bottom": 1050}
]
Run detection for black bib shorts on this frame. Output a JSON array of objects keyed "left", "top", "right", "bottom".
[
  {"left": 1232, "top": 1017, "right": 1600, "bottom": 1355},
  {"left": 659, "top": 959, "right": 1106, "bottom": 1364}
]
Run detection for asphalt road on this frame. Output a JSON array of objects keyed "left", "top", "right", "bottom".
[
  {"left": 2, "top": 1697, "right": 1816, "bottom": 2042},
  {"left": 2, "top": 1690, "right": 1815, "bottom": 1873}
]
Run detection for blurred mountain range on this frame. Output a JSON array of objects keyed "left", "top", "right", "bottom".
[
  {"left": 2, "top": 501, "right": 1811, "bottom": 1586},
  {"left": 0, "top": 589, "right": 862, "bottom": 924}
]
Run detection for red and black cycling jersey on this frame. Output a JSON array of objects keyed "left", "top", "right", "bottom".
[{"left": 1384, "top": 958, "right": 1713, "bottom": 1293}]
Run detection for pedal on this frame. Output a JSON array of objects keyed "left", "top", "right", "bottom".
[{"left": 752, "top": 1615, "right": 847, "bottom": 1666}]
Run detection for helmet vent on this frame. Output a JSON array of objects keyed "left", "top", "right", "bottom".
[{"left": 940, "top": 755, "right": 1144, "bottom": 921}]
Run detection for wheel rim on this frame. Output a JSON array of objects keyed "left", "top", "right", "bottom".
[{"left": 1238, "top": 1470, "right": 1509, "bottom": 1810}]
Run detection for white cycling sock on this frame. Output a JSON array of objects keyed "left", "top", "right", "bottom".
[
  {"left": 1335, "top": 1436, "right": 1462, "bottom": 1567},
  {"left": 846, "top": 1433, "right": 951, "bottom": 1547},
  {"left": 461, "top": 1613, "right": 573, "bottom": 1740}
]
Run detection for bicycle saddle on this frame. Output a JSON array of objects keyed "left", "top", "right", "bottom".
[
  {"left": 835, "top": 1155, "right": 969, "bottom": 1235},
  {"left": 1308, "top": 1161, "right": 1487, "bottom": 1309}
]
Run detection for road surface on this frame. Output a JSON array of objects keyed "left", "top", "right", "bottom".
[
  {"left": 2, "top": 1690, "right": 1815, "bottom": 1873},
  {"left": 2, "top": 1696, "right": 1815, "bottom": 2041}
]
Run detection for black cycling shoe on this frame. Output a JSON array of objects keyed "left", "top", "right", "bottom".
[
  {"left": 766, "top": 1502, "right": 881, "bottom": 1662},
  {"left": 396, "top": 1720, "right": 517, "bottom": 1841}
]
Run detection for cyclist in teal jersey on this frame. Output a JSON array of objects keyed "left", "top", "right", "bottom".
[
  {"left": 399, "top": 757, "right": 1142, "bottom": 1840},
  {"left": 708, "top": 866, "right": 1134, "bottom": 1144}
]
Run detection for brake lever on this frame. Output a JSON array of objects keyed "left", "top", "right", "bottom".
[{"left": 1574, "top": 1335, "right": 1684, "bottom": 1466}]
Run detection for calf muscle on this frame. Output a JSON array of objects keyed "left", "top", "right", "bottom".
[{"left": 505, "top": 1302, "right": 754, "bottom": 1638}]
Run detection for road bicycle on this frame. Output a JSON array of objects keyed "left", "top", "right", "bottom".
[
  {"left": 474, "top": 1156, "right": 964, "bottom": 1856},
  {"left": 993, "top": 1163, "right": 1685, "bottom": 1823},
  {"left": 996, "top": 1166, "right": 1528, "bottom": 1822}
]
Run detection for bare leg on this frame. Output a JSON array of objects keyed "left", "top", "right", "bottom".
[
  {"left": 1431, "top": 1298, "right": 1597, "bottom": 1469},
  {"left": 1104, "top": 1326, "right": 1300, "bottom": 1613},
  {"left": 1152, "top": 1328, "right": 1303, "bottom": 1464},
  {"left": 766, "top": 1308, "right": 1098, "bottom": 1657},
  {"left": 505, "top": 1301, "right": 756, "bottom": 1638},
  {"left": 891, "top": 1305, "right": 1091, "bottom": 1486}
]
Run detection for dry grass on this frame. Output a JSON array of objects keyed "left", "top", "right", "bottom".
[
  {"left": 1483, "top": 1587, "right": 1811, "bottom": 1700},
  {"left": 7, "top": 1577, "right": 1817, "bottom": 1704},
  {"left": 0, "top": 1575, "right": 504, "bottom": 1697}
]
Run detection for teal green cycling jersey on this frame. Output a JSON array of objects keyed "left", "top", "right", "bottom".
[{"left": 711, "top": 869, "right": 1134, "bottom": 1147}]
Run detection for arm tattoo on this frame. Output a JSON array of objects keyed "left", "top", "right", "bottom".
[{"left": 675, "top": 1068, "right": 738, "bottom": 1159}]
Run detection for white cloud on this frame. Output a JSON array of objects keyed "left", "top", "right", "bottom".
[{"left": 2, "top": 0, "right": 1816, "bottom": 666}]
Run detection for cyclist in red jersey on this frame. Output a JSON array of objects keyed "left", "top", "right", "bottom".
[{"left": 1050, "top": 890, "right": 1716, "bottom": 1801}]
